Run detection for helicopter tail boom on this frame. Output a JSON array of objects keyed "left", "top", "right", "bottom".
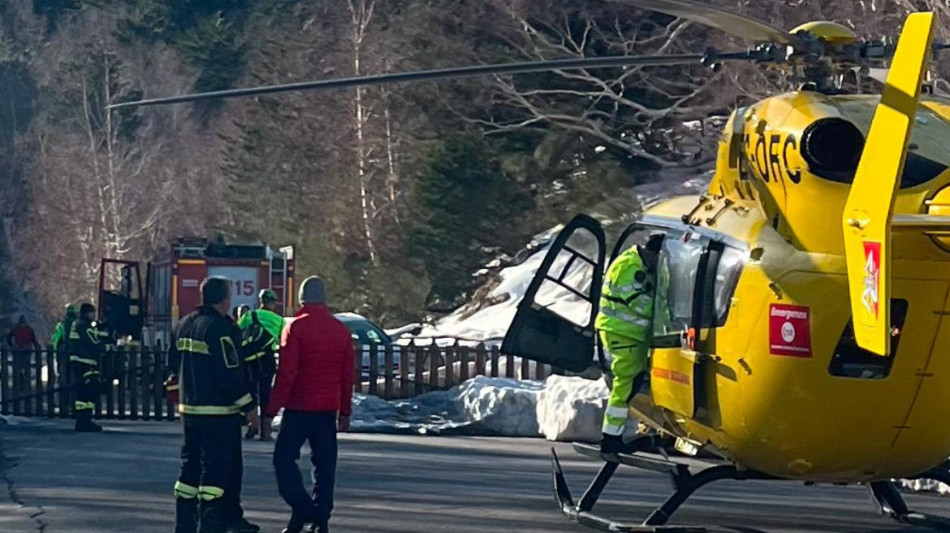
[{"left": 842, "top": 12, "right": 936, "bottom": 356}]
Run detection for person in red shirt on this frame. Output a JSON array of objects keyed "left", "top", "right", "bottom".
[
  {"left": 266, "top": 277, "right": 354, "bottom": 533},
  {"left": 7, "top": 316, "right": 40, "bottom": 393},
  {"left": 7, "top": 315, "right": 40, "bottom": 351}
]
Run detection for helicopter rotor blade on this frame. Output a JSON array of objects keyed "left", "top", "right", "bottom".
[
  {"left": 613, "top": 0, "right": 793, "bottom": 45},
  {"left": 107, "top": 52, "right": 752, "bottom": 110}
]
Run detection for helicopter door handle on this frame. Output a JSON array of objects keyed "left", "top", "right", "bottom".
[{"left": 679, "top": 349, "right": 722, "bottom": 364}]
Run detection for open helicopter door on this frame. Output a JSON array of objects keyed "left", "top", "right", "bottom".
[{"left": 501, "top": 215, "right": 606, "bottom": 373}]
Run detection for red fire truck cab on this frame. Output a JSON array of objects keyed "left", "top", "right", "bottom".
[{"left": 98, "top": 237, "right": 295, "bottom": 349}]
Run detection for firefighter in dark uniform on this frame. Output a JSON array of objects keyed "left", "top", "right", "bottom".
[
  {"left": 171, "top": 277, "right": 260, "bottom": 533},
  {"left": 69, "top": 303, "right": 111, "bottom": 432}
]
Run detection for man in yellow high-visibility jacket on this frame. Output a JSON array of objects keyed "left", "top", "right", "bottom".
[{"left": 596, "top": 234, "right": 663, "bottom": 454}]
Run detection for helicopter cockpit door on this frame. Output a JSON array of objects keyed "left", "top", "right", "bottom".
[
  {"left": 501, "top": 215, "right": 606, "bottom": 373},
  {"left": 649, "top": 231, "right": 713, "bottom": 419}
]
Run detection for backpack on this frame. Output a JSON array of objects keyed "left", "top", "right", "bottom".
[{"left": 241, "top": 311, "right": 276, "bottom": 362}]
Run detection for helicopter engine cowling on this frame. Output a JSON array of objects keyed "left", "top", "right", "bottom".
[{"left": 712, "top": 92, "right": 950, "bottom": 259}]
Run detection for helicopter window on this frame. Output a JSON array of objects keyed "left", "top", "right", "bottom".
[
  {"left": 533, "top": 227, "right": 599, "bottom": 327},
  {"left": 653, "top": 235, "right": 704, "bottom": 343},
  {"left": 828, "top": 299, "right": 908, "bottom": 380},
  {"left": 712, "top": 246, "right": 744, "bottom": 325}
]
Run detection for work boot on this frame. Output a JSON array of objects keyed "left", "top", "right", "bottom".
[
  {"left": 259, "top": 417, "right": 272, "bottom": 442},
  {"left": 281, "top": 509, "right": 311, "bottom": 533},
  {"left": 174, "top": 498, "right": 199, "bottom": 533},
  {"left": 225, "top": 517, "right": 260, "bottom": 533},
  {"left": 244, "top": 425, "right": 258, "bottom": 440},
  {"left": 74, "top": 412, "right": 103, "bottom": 432}
]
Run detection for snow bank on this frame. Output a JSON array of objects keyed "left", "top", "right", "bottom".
[
  {"left": 273, "top": 376, "right": 543, "bottom": 437},
  {"left": 537, "top": 375, "right": 608, "bottom": 442},
  {"left": 900, "top": 479, "right": 950, "bottom": 496},
  {"left": 272, "top": 374, "right": 620, "bottom": 442},
  {"left": 457, "top": 376, "right": 542, "bottom": 436}
]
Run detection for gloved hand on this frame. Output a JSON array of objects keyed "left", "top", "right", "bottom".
[
  {"left": 164, "top": 375, "right": 180, "bottom": 404},
  {"left": 601, "top": 433, "right": 626, "bottom": 455}
]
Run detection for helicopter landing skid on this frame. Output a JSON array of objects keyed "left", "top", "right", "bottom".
[
  {"left": 552, "top": 438, "right": 774, "bottom": 533},
  {"left": 869, "top": 466, "right": 950, "bottom": 530}
]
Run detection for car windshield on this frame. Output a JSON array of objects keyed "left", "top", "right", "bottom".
[{"left": 344, "top": 319, "right": 392, "bottom": 344}]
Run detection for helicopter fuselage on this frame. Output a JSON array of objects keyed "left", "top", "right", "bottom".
[{"left": 629, "top": 91, "right": 950, "bottom": 482}]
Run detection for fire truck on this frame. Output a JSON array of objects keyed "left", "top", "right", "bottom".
[{"left": 98, "top": 237, "right": 295, "bottom": 348}]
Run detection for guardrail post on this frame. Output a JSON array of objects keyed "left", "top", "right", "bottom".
[
  {"left": 0, "top": 346, "right": 8, "bottom": 416},
  {"left": 459, "top": 345, "right": 470, "bottom": 383},
  {"left": 19, "top": 350, "right": 30, "bottom": 416},
  {"left": 444, "top": 343, "right": 456, "bottom": 388},
  {"left": 491, "top": 345, "right": 500, "bottom": 378},
  {"left": 369, "top": 344, "right": 380, "bottom": 397},
  {"left": 130, "top": 349, "right": 140, "bottom": 421},
  {"left": 59, "top": 352, "right": 71, "bottom": 418},
  {"left": 166, "top": 347, "right": 177, "bottom": 421},
  {"left": 116, "top": 348, "right": 127, "bottom": 419},
  {"left": 384, "top": 345, "right": 394, "bottom": 399},
  {"left": 428, "top": 344, "right": 440, "bottom": 390},
  {"left": 475, "top": 343, "right": 486, "bottom": 377},
  {"left": 105, "top": 347, "right": 117, "bottom": 420},
  {"left": 353, "top": 342, "right": 363, "bottom": 395},
  {"left": 142, "top": 348, "right": 153, "bottom": 421},
  {"left": 45, "top": 347, "right": 55, "bottom": 418},
  {"left": 34, "top": 349, "right": 44, "bottom": 417},
  {"left": 153, "top": 350, "right": 164, "bottom": 421},
  {"left": 414, "top": 345, "right": 424, "bottom": 395},
  {"left": 399, "top": 342, "right": 411, "bottom": 398}
]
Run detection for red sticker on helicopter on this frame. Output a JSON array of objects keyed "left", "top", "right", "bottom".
[
  {"left": 769, "top": 304, "right": 812, "bottom": 358},
  {"left": 862, "top": 241, "right": 882, "bottom": 320}
]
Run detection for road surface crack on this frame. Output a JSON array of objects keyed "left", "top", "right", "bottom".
[{"left": 0, "top": 428, "right": 47, "bottom": 532}]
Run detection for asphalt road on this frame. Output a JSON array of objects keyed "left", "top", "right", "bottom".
[{"left": 1, "top": 419, "right": 950, "bottom": 533}]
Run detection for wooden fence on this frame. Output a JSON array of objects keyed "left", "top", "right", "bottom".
[
  {"left": 0, "top": 346, "right": 175, "bottom": 420},
  {"left": 0, "top": 342, "right": 559, "bottom": 419},
  {"left": 355, "top": 342, "right": 560, "bottom": 399}
]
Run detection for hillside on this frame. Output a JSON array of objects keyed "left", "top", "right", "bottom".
[{"left": 0, "top": 0, "right": 945, "bottom": 333}]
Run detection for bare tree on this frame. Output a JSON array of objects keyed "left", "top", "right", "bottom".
[{"left": 347, "top": 0, "right": 379, "bottom": 265}]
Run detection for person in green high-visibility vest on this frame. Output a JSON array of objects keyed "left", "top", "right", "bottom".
[
  {"left": 597, "top": 233, "right": 663, "bottom": 455},
  {"left": 237, "top": 289, "right": 284, "bottom": 441}
]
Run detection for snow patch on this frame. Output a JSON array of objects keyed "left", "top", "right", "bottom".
[
  {"left": 458, "top": 376, "right": 542, "bottom": 436},
  {"left": 537, "top": 375, "right": 608, "bottom": 442},
  {"left": 272, "top": 374, "right": 618, "bottom": 442},
  {"left": 900, "top": 478, "right": 950, "bottom": 496}
]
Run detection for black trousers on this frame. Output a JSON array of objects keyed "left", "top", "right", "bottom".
[
  {"left": 273, "top": 411, "right": 338, "bottom": 525},
  {"left": 71, "top": 363, "right": 100, "bottom": 417},
  {"left": 246, "top": 355, "right": 275, "bottom": 415},
  {"left": 176, "top": 415, "right": 245, "bottom": 533}
]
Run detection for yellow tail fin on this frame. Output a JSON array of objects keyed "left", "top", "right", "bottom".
[{"left": 843, "top": 12, "right": 935, "bottom": 355}]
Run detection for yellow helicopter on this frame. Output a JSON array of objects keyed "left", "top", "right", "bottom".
[{"left": 112, "top": 0, "right": 950, "bottom": 529}]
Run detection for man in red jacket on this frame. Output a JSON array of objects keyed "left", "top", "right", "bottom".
[{"left": 266, "top": 277, "right": 354, "bottom": 533}]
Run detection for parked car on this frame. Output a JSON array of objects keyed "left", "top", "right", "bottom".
[{"left": 335, "top": 313, "right": 422, "bottom": 380}]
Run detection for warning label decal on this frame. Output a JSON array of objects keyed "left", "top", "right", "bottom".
[{"left": 769, "top": 304, "right": 812, "bottom": 358}]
